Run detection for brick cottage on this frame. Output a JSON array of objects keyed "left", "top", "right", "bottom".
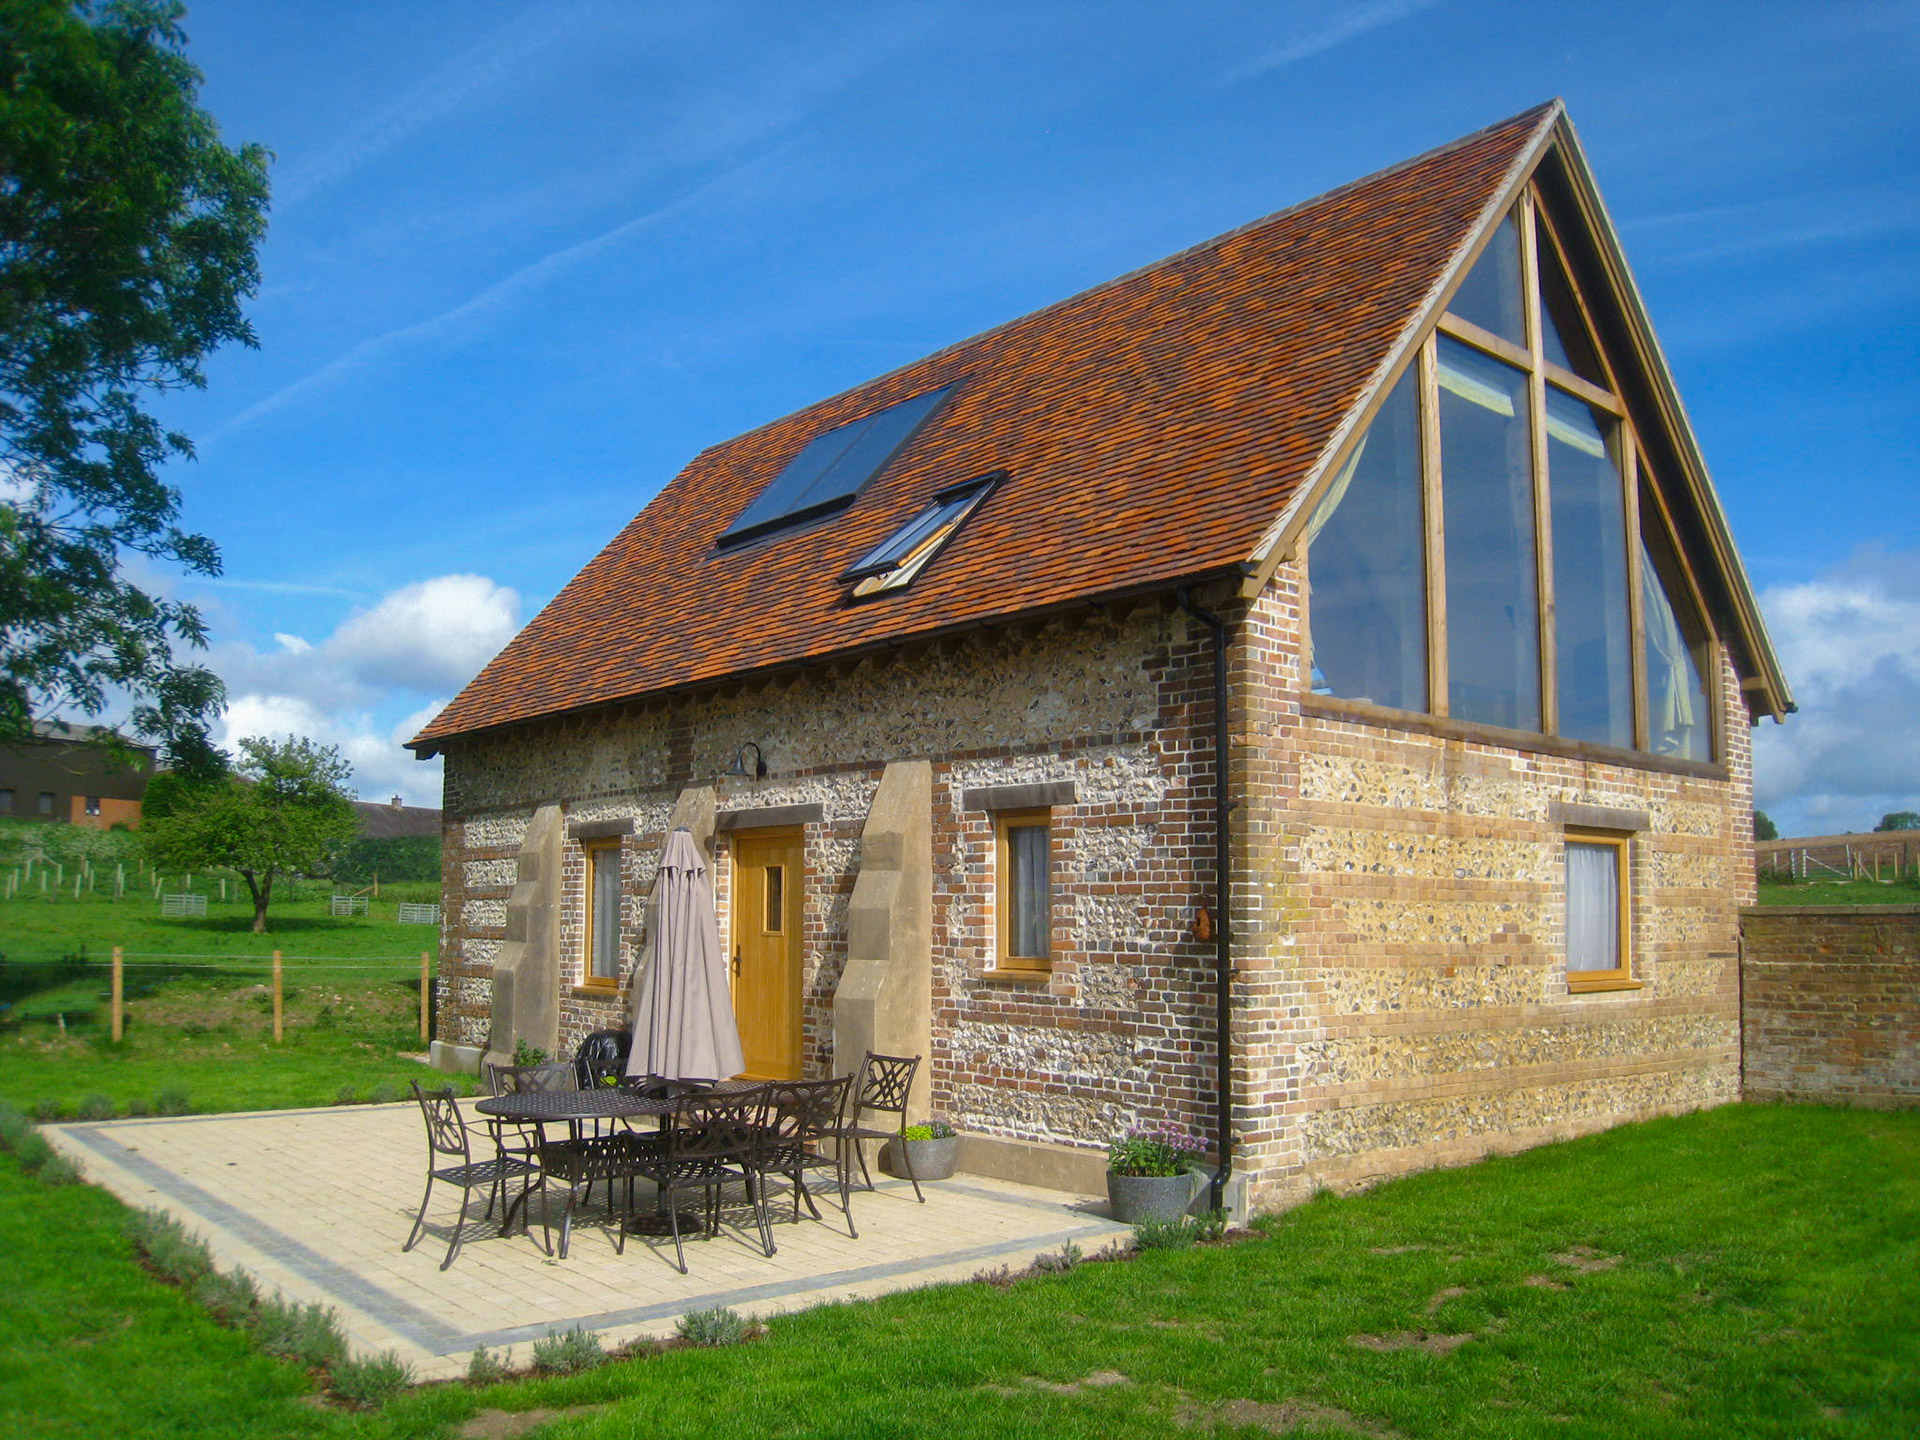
[{"left": 409, "top": 103, "right": 1793, "bottom": 1216}]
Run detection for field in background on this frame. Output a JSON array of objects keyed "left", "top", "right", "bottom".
[
  {"left": 1755, "top": 874, "right": 1920, "bottom": 907},
  {"left": 0, "top": 885, "right": 460, "bottom": 1118}
]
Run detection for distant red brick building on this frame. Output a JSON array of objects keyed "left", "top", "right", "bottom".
[{"left": 0, "top": 721, "right": 154, "bottom": 829}]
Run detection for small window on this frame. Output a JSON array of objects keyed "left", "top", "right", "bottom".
[
  {"left": 763, "top": 864, "right": 785, "bottom": 934},
  {"left": 0, "top": 789, "right": 13, "bottom": 815},
  {"left": 1566, "top": 834, "right": 1631, "bottom": 990},
  {"left": 843, "top": 471, "right": 1002, "bottom": 598},
  {"left": 85, "top": 796, "right": 102, "bottom": 816},
  {"left": 584, "top": 841, "right": 623, "bottom": 985},
  {"left": 994, "top": 809, "right": 1053, "bottom": 972},
  {"left": 38, "top": 792, "right": 55, "bottom": 816}
]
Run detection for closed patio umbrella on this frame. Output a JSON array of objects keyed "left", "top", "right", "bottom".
[{"left": 626, "top": 828, "right": 744, "bottom": 1083}]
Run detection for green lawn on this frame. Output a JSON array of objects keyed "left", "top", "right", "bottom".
[
  {"left": 0, "top": 1102, "right": 1913, "bottom": 1439},
  {"left": 0, "top": 886, "right": 460, "bottom": 1117},
  {"left": 1756, "top": 875, "right": 1920, "bottom": 907}
]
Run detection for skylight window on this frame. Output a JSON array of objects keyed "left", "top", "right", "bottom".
[
  {"left": 716, "top": 386, "right": 953, "bottom": 548},
  {"left": 841, "top": 470, "right": 1003, "bottom": 599}
]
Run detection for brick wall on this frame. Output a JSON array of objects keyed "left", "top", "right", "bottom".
[{"left": 1740, "top": 906, "right": 1919, "bottom": 1106}]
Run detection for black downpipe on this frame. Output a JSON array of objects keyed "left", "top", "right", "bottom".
[{"left": 1178, "top": 587, "right": 1233, "bottom": 1213}]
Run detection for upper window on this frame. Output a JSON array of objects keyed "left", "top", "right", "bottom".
[
  {"left": 842, "top": 471, "right": 1002, "bottom": 599},
  {"left": 37, "top": 792, "right": 54, "bottom": 815},
  {"left": 84, "top": 796, "right": 101, "bottom": 816},
  {"left": 1305, "top": 191, "right": 1717, "bottom": 763},
  {"left": 584, "top": 841, "right": 622, "bottom": 986},
  {"left": 994, "top": 809, "right": 1053, "bottom": 973},
  {"left": 717, "top": 386, "right": 952, "bottom": 548},
  {"left": 0, "top": 789, "right": 12, "bottom": 815}
]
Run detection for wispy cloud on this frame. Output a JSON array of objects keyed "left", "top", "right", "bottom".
[
  {"left": 1626, "top": 184, "right": 1920, "bottom": 268},
  {"left": 272, "top": 3, "right": 606, "bottom": 211},
  {"left": 207, "top": 146, "right": 791, "bottom": 441},
  {"left": 1222, "top": 0, "right": 1441, "bottom": 85},
  {"left": 183, "top": 576, "right": 365, "bottom": 598}
]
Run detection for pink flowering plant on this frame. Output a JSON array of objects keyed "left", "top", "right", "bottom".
[{"left": 1107, "top": 1123, "right": 1206, "bottom": 1177}]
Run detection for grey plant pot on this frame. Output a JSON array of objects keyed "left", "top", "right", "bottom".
[
  {"left": 1107, "top": 1169, "right": 1203, "bottom": 1224},
  {"left": 885, "top": 1135, "right": 958, "bottom": 1182}
]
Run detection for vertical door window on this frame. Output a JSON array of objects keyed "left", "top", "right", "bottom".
[{"left": 585, "top": 842, "right": 622, "bottom": 984}]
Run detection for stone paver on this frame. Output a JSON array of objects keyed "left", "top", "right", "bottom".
[{"left": 48, "top": 1104, "right": 1126, "bottom": 1379}]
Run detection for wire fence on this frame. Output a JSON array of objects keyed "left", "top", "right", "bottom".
[{"left": 0, "top": 948, "right": 436, "bottom": 1044}]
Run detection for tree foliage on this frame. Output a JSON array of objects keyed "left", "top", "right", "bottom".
[
  {"left": 141, "top": 735, "right": 356, "bottom": 932},
  {"left": 1753, "top": 809, "right": 1778, "bottom": 842},
  {"left": 1875, "top": 812, "right": 1920, "bottom": 833},
  {"left": 0, "top": 0, "right": 269, "bottom": 773}
]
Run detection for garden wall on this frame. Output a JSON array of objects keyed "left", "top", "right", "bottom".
[{"left": 1740, "top": 906, "right": 1919, "bottom": 1107}]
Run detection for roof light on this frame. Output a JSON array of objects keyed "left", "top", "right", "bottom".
[
  {"left": 716, "top": 386, "right": 953, "bottom": 548},
  {"left": 842, "top": 471, "right": 1004, "bottom": 599}
]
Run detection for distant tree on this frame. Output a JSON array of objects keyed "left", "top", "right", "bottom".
[
  {"left": 1753, "top": 810, "right": 1778, "bottom": 842},
  {"left": 331, "top": 834, "right": 442, "bottom": 887},
  {"left": 142, "top": 736, "right": 355, "bottom": 932},
  {"left": 1875, "top": 812, "right": 1920, "bottom": 832},
  {"left": 0, "top": 0, "right": 270, "bottom": 773}
]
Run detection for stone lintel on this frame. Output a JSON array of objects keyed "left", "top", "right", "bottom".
[
  {"left": 962, "top": 780, "right": 1077, "bottom": 812},
  {"left": 566, "top": 817, "right": 634, "bottom": 841},
  {"left": 715, "top": 802, "right": 824, "bottom": 832},
  {"left": 1549, "top": 801, "right": 1649, "bottom": 833}
]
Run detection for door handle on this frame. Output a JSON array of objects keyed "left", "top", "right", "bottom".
[{"left": 732, "top": 947, "right": 742, "bottom": 978}]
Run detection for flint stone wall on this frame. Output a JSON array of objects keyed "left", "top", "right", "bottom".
[
  {"left": 438, "top": 607, "right": 1218, "bottom": 1158},
  {"left": 1231, "top": 559, "right": 1755, "bottom": 1212}
]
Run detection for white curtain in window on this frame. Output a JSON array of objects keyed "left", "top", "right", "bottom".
[
  {"left": 1009, "top": 824, "right": 1050, "bottom": 959},
  {"left": 1642, "top": 543, "right": 1698, "bottom": 744},
  {"left": 1566, "top": 842, "right": 1619, "bottom": 973},
  {"left": 591, "top": 848, "right": 622, "bottom": 979}
]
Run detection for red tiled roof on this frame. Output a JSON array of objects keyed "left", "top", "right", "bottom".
[{"left": 414, "top": 105, "right": 1556, "bottom": 751}]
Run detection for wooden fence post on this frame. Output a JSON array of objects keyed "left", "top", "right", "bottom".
[
  {"left": 111, "top": 946, "right": 123, "bottom": 1042},
  {"left": 272, "top": 950, "right": 283, "bottom": 1044},
  {"left": 420, "top": 951, "right": 430, "bottom": 1043}
]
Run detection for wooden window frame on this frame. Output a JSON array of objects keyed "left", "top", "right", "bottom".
[
  {"left": 990, "top": 807, "right": 1054, "bottom": 978},
  {"left": 1564, "top": 829, "right": 1639, "bottom": 993},
  {"left": 1304, "top": 185, "right": 1720, "bottom": 765},
  {"left": 581, "top": 838, "right": 623, "bottom": 990}
]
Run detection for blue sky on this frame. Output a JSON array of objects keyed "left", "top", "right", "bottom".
[{"left": 146, "top": 0, "right": 1917, "bottom": 833}]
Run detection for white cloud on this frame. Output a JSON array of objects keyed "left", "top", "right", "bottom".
[
  {"left": 1753, "top": 545, "right": 1920, "bottom": 835},
  {"left": 327, "top": 574, "right": 520, "bottom": 692},
  {"left": 203, "top": 573, "right": 521, "bottom": 808}
]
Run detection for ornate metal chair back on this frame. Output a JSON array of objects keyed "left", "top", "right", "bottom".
[
  {"left": 410, "top": 1082, "right": 473, "bottom": 1165},
  {"left": 673, "top": 1087, "right": 769, "bottom": 1163},
  {"left": 488, "top": 1061, "right": 579, "bottom": 1096},
  {"left": 766, "top": 1077, "right": 849, "bottom": 1149},
  {"left": 853, "top": 1052, "right": 919, "bottom": 1120}
]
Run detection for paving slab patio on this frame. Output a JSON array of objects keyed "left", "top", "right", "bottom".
[{"left": 48, "top": 1103, "right": 1128, "bottom": 1380}]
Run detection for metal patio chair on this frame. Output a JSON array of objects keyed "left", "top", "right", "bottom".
[
  {"left": 483, "top": 1060, "right": 584, "bottom": 1212},
  {"left": 402, "top": 1082, "right": 547, "bottom": 1271},
  {"left": 620, "top": 1085, "right": 774, "bottom": 1273},
  {"left": 827, "top": 1052, "right": 926, "bottom": 1202},
  {"left": 753, "top": 1075, "right": 857, "bottom": 1240}
]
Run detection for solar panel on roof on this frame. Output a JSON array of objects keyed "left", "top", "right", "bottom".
[{"left": 716, "top": 385, "right": 953, "bottom": 547}]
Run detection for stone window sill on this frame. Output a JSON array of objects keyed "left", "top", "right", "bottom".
[
  {"left": 570, "top": 984, "right": 622, "bottom": 1000},
  {"left": 1566, "top": 975, "right": 1644, "bottom": 994},
  {"left": 981, "top": 967, "right": 1051, "bottom": 985}
]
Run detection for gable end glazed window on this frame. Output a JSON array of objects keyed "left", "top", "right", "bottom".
[{"left": 1305, "top": 187, "right": 1717, "bottom": 763}]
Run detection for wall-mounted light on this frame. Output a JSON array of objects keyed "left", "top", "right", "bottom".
[{"left": 720, "top": 741, "right": 768, "bottom": 781}]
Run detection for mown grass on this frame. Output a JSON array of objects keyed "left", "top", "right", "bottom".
[
  {"left": 1, "top": 1102, "right": 1912, "bottom": 1439},
  {"left": 0, "top": 886, "right": 458, "bottom": 1117},
  {"left": 1757, "top": 874, "right": 1920, "bottom": 907}
]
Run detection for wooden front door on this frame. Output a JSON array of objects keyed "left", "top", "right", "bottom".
[{"left": 731, "top": 829, "right": 804, "bottom": 1081}]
